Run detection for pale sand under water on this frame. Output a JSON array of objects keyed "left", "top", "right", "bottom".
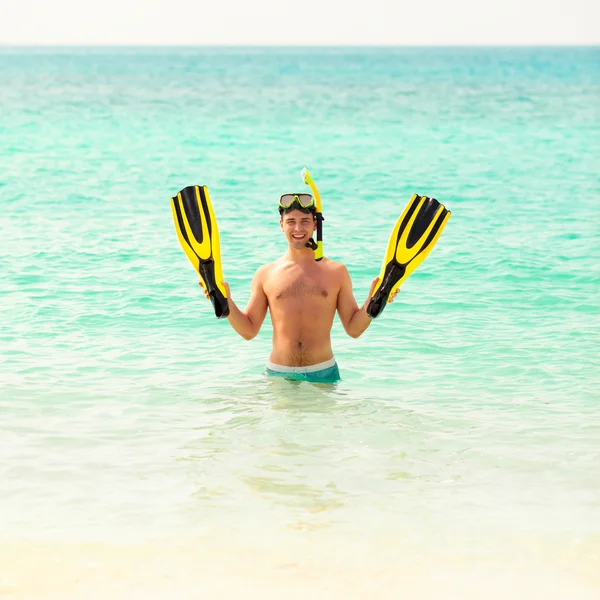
[{"left": 2, "top": 532, "right": 599, "bottom": 600}]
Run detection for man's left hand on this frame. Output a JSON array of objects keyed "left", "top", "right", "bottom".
[{"left": 366, "top": 277, "right": 400, "bottom": 304}]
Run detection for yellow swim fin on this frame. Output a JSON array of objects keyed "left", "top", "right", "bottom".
[
  {"left": 170, "top": 185, "right": 229, "bottom": 319},
  {"left": 367, "top": 194, "right": 451, "bottom": 319}
]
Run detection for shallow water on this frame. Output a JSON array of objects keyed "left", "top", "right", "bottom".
[{"left": 1, "top": 46, "right": 599, "bottom": 597}]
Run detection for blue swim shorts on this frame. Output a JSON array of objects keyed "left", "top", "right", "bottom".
[{"left": 264, "top": 357, "right": 341, "bottom": 384}]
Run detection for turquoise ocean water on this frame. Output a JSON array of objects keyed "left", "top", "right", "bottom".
[{"left": 1, "top": 47, "right": 599, "bottom": 598}]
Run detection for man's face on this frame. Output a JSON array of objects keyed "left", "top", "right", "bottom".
[{"left": 280, "top": 209, "right": 316, "bottom": 249}]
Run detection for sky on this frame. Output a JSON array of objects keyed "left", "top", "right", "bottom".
[{"left": 1, "top": 0, "right": 599, "bottom": 45}]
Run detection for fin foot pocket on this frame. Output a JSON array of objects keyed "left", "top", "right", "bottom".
[{"left": 199, "top": 259, "right": 230, "bottom": 319}]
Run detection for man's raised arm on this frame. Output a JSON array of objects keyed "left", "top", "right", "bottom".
[{"left": 224, "top": 266, "right": 269, "bottom": 341}]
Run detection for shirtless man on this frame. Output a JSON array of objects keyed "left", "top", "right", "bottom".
[{"left": 200, "top": 195, "right": 397, "bottom": 383}]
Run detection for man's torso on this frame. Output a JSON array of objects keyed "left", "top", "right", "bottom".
[{"left": 263, "top": 258, "right": 342, "bottom": 366}]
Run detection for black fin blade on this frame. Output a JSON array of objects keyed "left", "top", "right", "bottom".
[
  {"left": 406, "top": 197, "right": 443, "bottom": 249},
  {"left": 397, "top": 194, "right": 421, "bottom": 243},
  {"left": 178, "top": 186, "right": 206, "bottom": 247},
  {"left": 197, "top": 186, "right": 213, "bottom": 239},
  {"left": 415, "top": 204, "right": 450, "bottom": 257}
]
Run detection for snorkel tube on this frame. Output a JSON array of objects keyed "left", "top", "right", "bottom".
[{"left": 301, "top": 167, "right": 324, "bottom": 261}]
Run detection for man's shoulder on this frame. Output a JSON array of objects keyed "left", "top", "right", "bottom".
[
  {"left": 254, "top": 261, "right": 279, "bottom": 280},
  {"left": 319, "top": 258, "right": 350, "bottom": 282},
  {"left": 321, "top": 257, "right": 349, "bottom": 273}
]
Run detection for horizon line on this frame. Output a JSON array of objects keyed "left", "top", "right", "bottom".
[{"left": 1, "top": 43, "right": 599, "bottom": 49}]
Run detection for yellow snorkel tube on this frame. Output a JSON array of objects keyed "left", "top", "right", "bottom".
[{"left": 301, "top": 167, "right": 324, "bottom": 261}]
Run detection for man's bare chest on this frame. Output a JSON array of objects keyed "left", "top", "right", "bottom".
[{"left": 266, "top": 272, "right": 336, "bottom": 302}]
